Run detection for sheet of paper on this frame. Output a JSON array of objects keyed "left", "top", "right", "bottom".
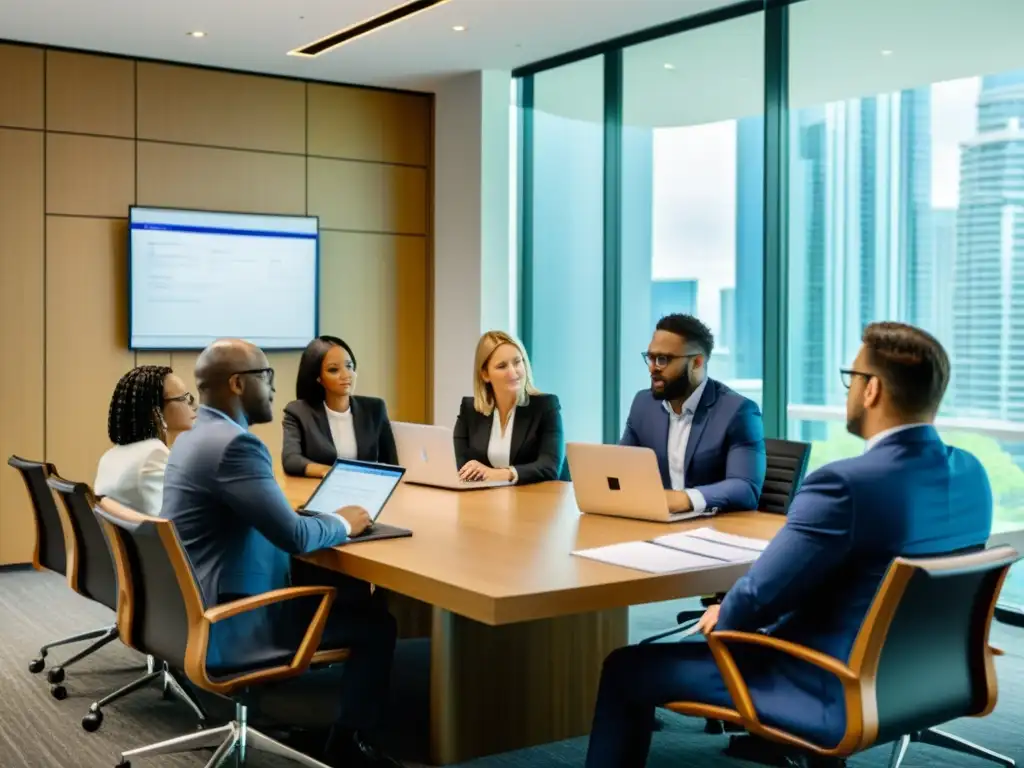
[
  {"left": 571, "top": 541, "right": 724, "bottom": 574},
  {"left": 684, "top": 527, "right": 770, "bottom": 552},
  {"left": 651, "top": 532, "right": 760, "bottom": 563}
]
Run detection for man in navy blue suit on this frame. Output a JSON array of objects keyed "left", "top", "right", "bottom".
[
  {"left": 585, "top": 321, "right": 993, "bottom": 767},
  {"left": 622, "top": 314, "right": 766, "bottom": 514},
  {"left": 163, "top": 339, "right": 401, "bottom": 768}
]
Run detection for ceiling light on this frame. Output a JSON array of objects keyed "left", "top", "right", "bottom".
[
  {"left": 881, "top": 49, "right": 893, "bottom": 56},
  {"left": 187, "top": 31, "right": 206, "bottom": 38},
  {"left": 452, "top": 25, "right": 466, "bottom": 32},
  {"left": 289, "top": 0, "right": 452, "bottom": 57},
  {"left": 663, "top": 63, "right": 675, "bottom": 70}
]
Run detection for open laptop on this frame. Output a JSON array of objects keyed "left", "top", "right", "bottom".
[
  {"left": 392, "top": 422, "right": 513, "bottom": 490},
  {"left": 298, "top": 458, "right": 412, "bottom": 543},
  {"left": 566, "top": 442, "right": 715, "bottom": 523}
]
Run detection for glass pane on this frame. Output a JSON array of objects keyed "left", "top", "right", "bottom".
[
  {"left": 788, "top": 0, "right": 1024, "bottom": 609},
  {"left": 527, "top": 57, "right": 605, "bottom": 444},
  {"left": 620, "top": 12, "right": 766, "bottom": 433}
]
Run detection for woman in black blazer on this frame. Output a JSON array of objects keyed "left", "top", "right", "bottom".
[
  {"left": 282, "top": 335, "right": 398, "bottom": 478},
  {"left": 454, "top": 330, "right": 565, "bottom": 485}
]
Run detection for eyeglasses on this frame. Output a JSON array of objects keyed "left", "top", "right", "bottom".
[
  {"left": 164, "top": 392, "right": 196, "bottom": 409},
  {"left": 840, "top": 368, "right": 874, "bottom": 389},
  {"left": 642, "top": 352, "right": 697, "bottom": 370},
  {"left": 234, "top": 368, "right": 276, "bottom": 389}
]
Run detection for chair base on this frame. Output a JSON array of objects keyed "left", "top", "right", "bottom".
[
  {"left": 116, "top": 702, "right": 331, "bottom": 768},
  {"left": 30, "top": 624, "right": 117, "bottom": 676},
  {"left": 85, "top": 663, "right": 208, "bottom": 732},
  {"left": 888, "top": 729, "right": 1015, "bottom": 768},
  {"left": 725, "top": 735, "right": 846, "bottom": 767}
]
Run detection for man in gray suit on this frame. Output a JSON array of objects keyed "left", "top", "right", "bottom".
[{"left": 162, "top": 338, "right": 400, "bottom": 768}]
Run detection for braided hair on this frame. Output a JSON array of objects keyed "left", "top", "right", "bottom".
[{"left": 107, "top": 365, "right": 173, "bottom": 445}]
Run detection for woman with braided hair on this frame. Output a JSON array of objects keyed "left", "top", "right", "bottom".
[{"left": 94, "top": 365, "right": 196, "bottom": 516}]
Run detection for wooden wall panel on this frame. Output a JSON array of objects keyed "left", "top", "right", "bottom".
[
  {"left": 307, "top": 84, "right": 429, "bottom": 166},
  {"left": 308, "top": 158, "right": 427, "bottom": 234},
  {"left": 47, "top": 52, "right": 135, "bottom": 138},
  {"left": 0, "top": 44, "right": 44, "bottom": 129},
  {"left": 0, "top": 130, "right": 45, "bottom": 565},
  {"left": 45, "top": 217, "right": 135, "bottom": 485},
  {"left": 137, "top": 142, "right": 305, "bottom": 215},
  {"left": 137, "top": 63, "right": 305, "bottom": 154},
  {"left": 319, "top": 232, "right": 428, "bottom": 423},
  {"left": 46, "top": 134, "right": 135, "bottom": 217}
]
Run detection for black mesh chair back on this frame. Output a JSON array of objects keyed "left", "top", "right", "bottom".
[
  {"left": 7, "top": 455, "right": 67, "bottom": 573},
  {"left": 861, "top": 546, "right": 1019, "bottom": 746},
  {"left": 47, "top": 476, "right": 118, "bottom": 612},
  {"left": 94, "top": 501, "right": 198, "bottom": 671},
  {"left": 757, "top": 439, "right": 811, "bottom": 515}
]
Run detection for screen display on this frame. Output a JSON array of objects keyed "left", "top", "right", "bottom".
[
  {"left": 303, "top": 460, "right": 404, "bottom": 520},
  {"left": 129, "top": 206, "right": 318, "bottom": 350}
]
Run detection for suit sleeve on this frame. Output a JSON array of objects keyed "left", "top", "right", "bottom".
[
  {"left": 218, "top": 432, "right": 348, "bottom": 554},
  {"left": 620, "top": 395, "right": 641, "bottom": 446},
  {"left": 453, "top": 401, "right": 471, "bottom": 470},
  {"left": 137, "top": 447, "right": 168, "bottom": 517},
  {"left": 513, "top": 396, "right": 566, "bottom": 485},
  {"left": 281, "top": 409, "right": 310, "bottom": 477},
  {"left": 717, "top": 466, "right": 853, "bottom": 632},
  {"left": 377, "top": 401, "right": 399, "bottom": 465},
  {"left": 689, "top": 400, "right": 766, "bottom": 511}
]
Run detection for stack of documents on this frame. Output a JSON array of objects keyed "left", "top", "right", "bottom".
[{"left": 572, "top": 527, "right": 769, "bottom": 574}]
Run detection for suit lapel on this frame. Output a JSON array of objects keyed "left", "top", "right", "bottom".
[
  {"left": 311, "top": 403, "right": 332, "bottom": 448},
  {"left": 509, "top": 403, "right": 530, "bottom": 464},
  {"left": 349, "top": 398, "right": 371, "bottom": 461},
  {"left": 683, "top": 381, "right": 717, "bottom": 475}
]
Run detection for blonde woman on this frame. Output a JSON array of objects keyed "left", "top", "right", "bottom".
[{"left": 453, "top": 331, "right": 565, "bottom": 485}]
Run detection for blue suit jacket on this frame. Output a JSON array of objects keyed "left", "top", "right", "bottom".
[
  {"left": 717, "top": 425, "right": 993, "bottom": 744},
  {"left": 162, "top": 407, "right": 349, "bottom": 669},
  {"left": 620, "top": 379, "right": 766, "bottom": 511}
]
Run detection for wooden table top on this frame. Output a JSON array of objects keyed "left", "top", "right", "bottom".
[{"left": 284, "top": 477, "right": 786, "bottom": 626}]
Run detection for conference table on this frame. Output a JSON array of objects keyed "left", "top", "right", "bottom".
[
  {"left": 283, "top": 476, "right": 785, "bottom": 765},
  {"left": 282, "top": 477, "right": 1024, "bottom": 765}
]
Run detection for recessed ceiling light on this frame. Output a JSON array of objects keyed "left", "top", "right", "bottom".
[
  {"left": 187, "top": 31, "right": 206, "bottom": 38},
  {"left": 452, "top": 25, "right": 466, "bottom": 31},
  {"left": 881, "top": 49, "right": 893, "bottom": 56},
  {"left": 663, "top": 63, "right": 675, "bottom": 70}
]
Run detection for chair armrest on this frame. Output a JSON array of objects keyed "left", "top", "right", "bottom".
[
  {"left": 710, "top": 630, "right": 857, "bottom": 681},
  {"left": 203, "top": 586, "right": 334, "bottom": 624}
]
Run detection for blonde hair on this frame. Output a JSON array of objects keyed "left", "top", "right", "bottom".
[{"left": 472, "top": 331, "right": 539, "bottom": 415}]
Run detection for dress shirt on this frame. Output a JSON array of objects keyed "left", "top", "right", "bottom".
[
  {"left": 663, "top": 377, "right": 709, "bottom": 513},
  {"left": 325, "top": 403, "right": 359, "bottom": 460},
  {"left": 486, "top": 407, "right": 520, "bottom": 483}
]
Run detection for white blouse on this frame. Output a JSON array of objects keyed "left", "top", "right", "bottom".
[
  {"left": 325, "top": 403, "right": 358, "bottom": 460},
  {"left": 94, "top": 438, "right": 169, "bottom": 517},
  {"left": 487, "top": 407, "right": 516, "bottom": 469}
]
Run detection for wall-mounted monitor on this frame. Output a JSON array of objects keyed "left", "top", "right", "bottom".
[{"left": 128, "top": 206, "right": 319, "bottom": 351}]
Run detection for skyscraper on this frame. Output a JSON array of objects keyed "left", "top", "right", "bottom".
[
  {"left": 650, "top": 279, "right": 697, "bottom": 329},
  {"left": 735, "top": 115, "right": 764, "bottom": 380}
]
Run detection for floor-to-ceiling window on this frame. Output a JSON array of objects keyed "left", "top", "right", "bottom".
[
  {"left": 620, "top": 13, "right": 766, "bottom": 430},
  {"left": 786, "top": 0, "right": 1024, "bottom": 608}
]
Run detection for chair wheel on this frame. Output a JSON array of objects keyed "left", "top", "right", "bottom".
[
  {"left": 82, "top": 710, "right": 103, "bottom": 732},
  {"left": 28, "top": 658, "right": 45, "bottom": 674},
  {"left": 50, "top": 684, "right": 68, "bottom": 700},
  {"left": 115, "top": 761, "right": 130, "bottom": 768},
  {"left": 47, "top": 667, "right": 65, "bottom": 684}
]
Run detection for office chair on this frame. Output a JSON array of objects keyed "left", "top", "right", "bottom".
[
  {"left": 46, "top": 477, "right": 206, "bottom": 729},
  {"left": 663, "top": 546, "right": 1019, "bottom": 768},
  {"left": 95, "top": 498, "right": 351, "bottom": 768},
  {"left": 7, "top": 456, "right": 118, "bottom": 695}
]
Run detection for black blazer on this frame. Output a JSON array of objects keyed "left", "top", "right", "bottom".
[
  {"left": 452, "top": 393, "right": 565, "bottom": 486},
  {"left": 281, "top": 397, "right": 398, "bottom": 476}
]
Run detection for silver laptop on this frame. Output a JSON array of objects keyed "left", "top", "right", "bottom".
[
  {"left": 566, "top": 442, "right": 712, "bottom": 522},
  {"left": 392, "top": 422, "right": 513, "bottom": 490}
]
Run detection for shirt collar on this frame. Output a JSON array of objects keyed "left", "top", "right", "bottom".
[
  {"left": 864, "top": 422, "right": 931, "bottom": 452},
  {"left": 661, "top": 377, "right": 708, "bottom": 419},
  {"left": 199, "top": 404, "right": 248, "bottom": 431}
]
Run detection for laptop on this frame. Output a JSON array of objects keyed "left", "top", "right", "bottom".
[
  {"left": 566, "top": 442, "right": 716, "bottom": 523},
  {"left": 392, "top": 422, "right": 513, "bottom": 490},
  {"left": 298, "top": 458, "right": 412, "bottom": 543}
]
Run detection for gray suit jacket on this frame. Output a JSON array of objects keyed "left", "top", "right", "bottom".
[{"left": 281, "top": 397, "right": 398, "bottom": 476}]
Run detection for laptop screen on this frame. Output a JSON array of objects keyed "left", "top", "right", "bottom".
[{"left": 303, "top": 460, "right": 405, "bottom": 520}]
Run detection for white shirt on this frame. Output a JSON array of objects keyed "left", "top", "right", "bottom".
[
  {"left": 325, "top": 403, "right": 358, "bottom": 461},
  {"left": 94, "top": 438, "right": 169, "bottom": 517},
  {"left": 487, "top": 407, "right": 519, "bottom": 483},
  {"left": 663, "top": 378, "right": 708, "bottom": 513},
  {"left": 864, "top": 423, "right": 931, "bottom": 453}
]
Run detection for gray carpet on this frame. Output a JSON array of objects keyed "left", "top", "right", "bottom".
[{"left": 0, "top": 567, "right": 1021, "bottom": 768}]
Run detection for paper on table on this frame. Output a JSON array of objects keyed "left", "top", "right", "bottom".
[
  {"left": 684, "top": 527, "right": 770, "bottom": 552},
  {"left": 571, "top": 541, "right": 723, "bottom": 574},
  {"left": 651, "top": 532, "right": 759, "bottom": 563}
]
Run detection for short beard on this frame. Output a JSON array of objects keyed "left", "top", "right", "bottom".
[
  {"left": 846, "top": 408, "right": 865, "bottom": 439},
  {"left": 652, "top": 371, "right": 696, "bottom": 402}
]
